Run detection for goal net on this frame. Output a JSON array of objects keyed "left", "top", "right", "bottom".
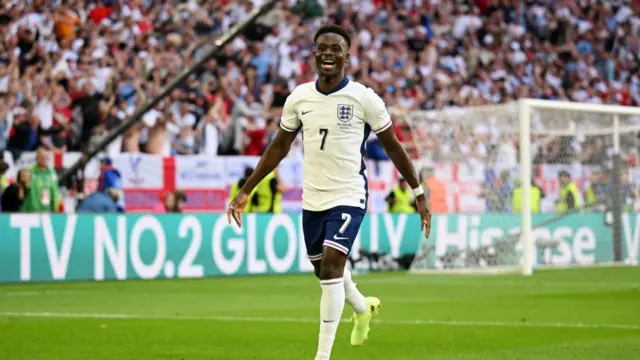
[{"left": 399, "top": 100, "right": 640, "bottom": 275}]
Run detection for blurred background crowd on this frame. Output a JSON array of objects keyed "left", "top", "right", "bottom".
[{"left": 0, "top": 0, "right": 639, "bottom": 213}]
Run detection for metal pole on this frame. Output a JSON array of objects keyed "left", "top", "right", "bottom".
[
  {"left": 58, "top": 0, "right": 279, "bottom": 185},
  {"left": 519, "top": 99, "right": 533, "bottom": 276},
  {"left": 611, "top": 114, "right": 623, "bottom": 262}
]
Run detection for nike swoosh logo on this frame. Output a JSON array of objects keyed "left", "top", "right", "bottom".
[
  {"left": 333, "top": 235, "right": 349, "bottom": 241},
  {"left": 322, "top": 320, "right": 334, "bottom": 323},
  {"left": 302, "top": 110, "right": 313, "bottom": 115}
]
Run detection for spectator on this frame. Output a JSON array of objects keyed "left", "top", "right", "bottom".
[
  {"left": 242, "top": 115, "right": 266, "bottom": 156},
  {"left": 556, "top": 170, "right": 581, "bottom": 213},
  {"left": 1, "top": 168, "right": 31, "bottom": 213},
  {"left": 0, "top": 93, "right": 16, "bottom": 151},
  {"left": 422, "top": 165, "right": 449, "bottom": 214},
  {"left": 198, "top": 111, "right": 220, "bottom": 156},
  {"left": 152, "top": 190, "right": 187, "bottom": 213},
  {"left": 97, "top": 157, "right": 122, "bottom": 191},
  {"left": 0, "top": 0, "right": 637, "bottom": 162},
  {"left": 252, "top": 170, "right": 283, "bottom": 214},
  {"left": 97, "top": 157, "right": 124, "bottom": 212},
  {"left": 512, "top": 178, "right": 544, "bottom": 214},
  {"left": 497, "top": 170, "right": 514, "bottom": 212},
  {"left": 77, "top": 188, "right": 121, "bottom": 213},
  {"left": 0, "top": 158, "right": 8, "bottom": 194},
  {"left": 172, "top": 190, "right": 187, "bottom": 213},
  {"left": 72, "top": 81, "right": 106, "bottom": 150},
  {"left": 173, "top": 102, "right": 197, "bottom": 155},
  {"left": 229, "top": 167, "right": 255, "bottom": 212},
  {"left": 0, "top": 0, "right": 639, "bottom": 216},
  {"left": 262, "top": 117, "right": 278, "bottom": 152},
  {"left": 141, "top": 102, "right": 174, "bottom": 156},
  {"left": 386, "top": 178, "right": 416, "bottom": 213},
  {"left": 6, "top": 108, "right": 40, "bottom": 160},
  {"left": 22, "top": 148, "right": 60, "bottom": 213}
]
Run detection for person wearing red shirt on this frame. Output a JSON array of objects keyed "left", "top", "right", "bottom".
[
  {"left": 88, "top": 1, "right": 114, "bottom": 25},
  {"left": 242, "top": 115, "right": 266, "bottom": 156}
]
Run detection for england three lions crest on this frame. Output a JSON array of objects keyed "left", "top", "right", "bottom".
[{"left": 337, "top": 104, "right": 354, "bottom": 122}]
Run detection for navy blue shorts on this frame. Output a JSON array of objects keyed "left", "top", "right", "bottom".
[{"left": 302, "top": 206, "right": 366, "bottom": 261}]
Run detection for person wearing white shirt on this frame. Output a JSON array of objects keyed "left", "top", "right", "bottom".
[{"left": 227, "top": 24, "right": 431, "bottom": 360}]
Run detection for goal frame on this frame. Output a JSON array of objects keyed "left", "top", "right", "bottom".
[
  {"left": 406, "top": 99, "right": 640, "bottom": 276},
  {"left": 518, "top": 99, "right": 640, "bottom": 276}
]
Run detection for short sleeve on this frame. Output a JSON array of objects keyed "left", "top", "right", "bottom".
[
  {"left": 142, "top": 110, "right": 157, "bottom": 128},
  {"left": 279, "top": 92, "right": 301, "bottom": 132},
  {"left": 363, "top": 87, "right": 392, "bottom": 134}
]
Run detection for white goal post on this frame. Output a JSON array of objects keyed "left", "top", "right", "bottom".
[{"left": 399, "top": 99, "right": 640, "bottom": 276}]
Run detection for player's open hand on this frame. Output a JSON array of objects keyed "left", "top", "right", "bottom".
[
  {"left": 227, "top": 192, "right": 249, "bottom": 228},
  {"left": 415, "top": 194, "right": 431, "bottom": 239}
]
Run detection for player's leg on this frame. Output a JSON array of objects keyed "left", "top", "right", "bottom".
[
  {"left": 343, "top": 265, "right": 367, "bottom": 314},
  {"left": 303, "top": 205, "right": 367, "bottom": 314},
  {"left": 303, "top": 209, "right": 325, "bottom": 274},
  {"left": 323, "top": 206, "right": 380, "bottom": 347},
  {"left": 315, "top": 246, "right": 347, "bottom": 360},
  {"left": 303, "top": 209, "right": 343, "bottom": 360},
  {"left": 311, "top": 258, "right": 365, "bottom": 315}
]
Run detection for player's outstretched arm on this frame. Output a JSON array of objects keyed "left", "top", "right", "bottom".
[
  {"left": 377, "top": 127, "right": 431, "bottom": 238},
  {"left": 227, "top": 128, "right": 297, "bottom": 227}
]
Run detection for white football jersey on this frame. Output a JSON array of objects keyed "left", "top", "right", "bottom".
[{"left": 280, "top": 78, "right": 392, "bottom": 212}]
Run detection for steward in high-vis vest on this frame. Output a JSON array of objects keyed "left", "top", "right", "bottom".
[
  {"left": 229, "top": 167, "right": 256, "bottom": 212},
  {"left": 386, "top": 178, "right": 415, "bottom": 213},
  {"left": 556, "top": 170, "right": 581, "bottom": 213},
  {"left": 252, "top": 171, "right": 283, "bottom": 213},
  {"left": 583, "top": 171, "right": 616, "bottom": 212},
  {"left": 585, "top": 185, "right": 597, "bottom": 208},
  {"left": 0, "top": 159, "right": 8, "bottom": 194},
  {"left": 512, "top": 179, "right": 543, "bottom": 214}
]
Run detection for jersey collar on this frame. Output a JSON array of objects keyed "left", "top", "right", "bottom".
[{"left": 315, "top": 76, "right": 349, "bottom": 96}]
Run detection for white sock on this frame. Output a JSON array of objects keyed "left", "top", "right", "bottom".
[
  {"left": 343, "top": 267, "right": 367, "bottom": 314},
  {"left": 315, "top": 278, "right": 345, "bottom": 360}
]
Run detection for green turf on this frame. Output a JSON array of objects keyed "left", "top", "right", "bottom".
[{"left": 0, "top": 267, "right": 639, "bottom": 360}]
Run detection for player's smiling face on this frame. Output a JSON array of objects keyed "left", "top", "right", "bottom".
[{"left": 314, "top": 33, "right": 348, "bottom": 78}]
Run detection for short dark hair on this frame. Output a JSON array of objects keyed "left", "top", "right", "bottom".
[
  {"left": 173, "top": 190, "right": 187, "bottom": 203},
  {"left": 314, "top": 24, "right": 351, "bottom": 49},
  {"left": 0, "top": 160, "right": 8, "bottom": 174}
]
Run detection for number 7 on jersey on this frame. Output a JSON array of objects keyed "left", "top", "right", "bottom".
[{"left": 319, "top": 128, "right": 328, "bottom": 150}]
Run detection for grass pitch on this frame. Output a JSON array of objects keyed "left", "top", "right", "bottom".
[{"left": 0, "top": 267, "right": 639, "bottom": 360}]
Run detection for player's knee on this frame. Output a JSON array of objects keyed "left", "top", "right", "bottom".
[
  {"left": 318, "top": 262, "right": 344, "bottom": 280},
  {"left": 313, "top": 264, "right": 321, "bottom": 279}
]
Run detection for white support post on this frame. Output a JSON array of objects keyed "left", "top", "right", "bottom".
[
  {"left": 613, "top": 114, "right": 620, "bottom": 155},
  {"left": 519, "top": 100, "right": 533, "bottom": 276}
]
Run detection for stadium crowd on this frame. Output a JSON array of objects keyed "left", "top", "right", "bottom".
[
  {"left": 0, "top": 0, "right": 638, "bottom": 162},
  {"left": 0, "top": 0, "right": 639, "bottom": 214}
]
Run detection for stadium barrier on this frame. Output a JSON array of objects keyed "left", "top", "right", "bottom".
[
  {"left": 5, "top": 151, "right": 640, "bottom": 213},
  {"left": 1, "top": 213, "right": 638, "bottom": 283}
]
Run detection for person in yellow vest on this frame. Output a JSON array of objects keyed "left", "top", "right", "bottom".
[
  {"left": 0, "top": 159, "right": 9, "bottom": 195},
  {"left": 512, "top": 178, "right": 543, "bottom": 214},
  {"left": 583, "top": 173, "right": 602, "bottom": 211},
  {"left": 229, "top": 167, "right": 256, "bottom": 212},
  {"left": 252, "top": 170, "right": 284, "bottom": 213},
  {"left": 556, "top": 170, "right": 581, "bottom": 213},
  {"left": 386, "top": 178, "right": 416, "bottom": 213}
]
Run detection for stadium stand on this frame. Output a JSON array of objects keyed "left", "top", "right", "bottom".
[{"left": 0, "top": 0, "right": 639, "bottom": 213}]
